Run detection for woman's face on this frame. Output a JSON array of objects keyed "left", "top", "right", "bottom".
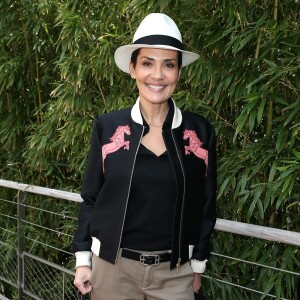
[{"left": 129, "top": 48, "right": 180, "bottom": 106}]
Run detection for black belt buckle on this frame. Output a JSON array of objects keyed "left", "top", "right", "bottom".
[{"left": 140, "top": 254, "right": 160, "bottom": 265}]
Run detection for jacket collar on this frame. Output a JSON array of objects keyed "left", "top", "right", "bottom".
[{"left": 131, "top": 97, "right": 182, "bottom": 129}]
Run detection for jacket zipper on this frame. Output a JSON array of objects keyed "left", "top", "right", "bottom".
[
  {"left": 171, "top": 130, "right": 186, "bottom": 272},
  {"left": 115, "top": 126, "right": 145, "bottom": 262}
]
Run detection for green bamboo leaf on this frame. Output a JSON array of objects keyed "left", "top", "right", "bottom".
[
  {"left": 217, "top": 177, "right": 231, "bottom": 199},
  {"left": 235, "top": 33, "right": 255, "bottom": 53},
  {"left": 257, "top": 98, "right": 266, "bottom": 124},
  {"left": 234, "top": 113, "right": 247, "bottom": 140},
  {"left": 246, "top": 98, "right": 259, "bottom": 113},
  {"left": 275, "top": 273, "right": 283, "bottom": 299},
  {"left": 292, "top": 149, "right": 300, "bottom": 159},
  {"left": 255, "top": 15, "right": 267, "bottom": 28},
  {"left": 282, "top": 176, "right": 292, "bottom": 193},
  {"left": 276, "top": 131, "right": 288, "bottom": 153},
  {"left": 277, "top": 190, "right": 288, "bottom": 210},
  {"left": 266, "top": 70, "right": 285, "bottom": 85},
  {"left": 268, "top": 161, "right": 277, "bottom": 181},
  {"left": 248, "top": 110, "right": 256, "bottom": 132},
  {"left": 238, "top": 193, "right": 250, "bottom": 213},
  {"left": 213, "top": 80, "right": 224, "bottom": 103},
  {"left": 284, "top": 274, "right": 292, "bottom": 296},
  {"left": 246, "top": 73, "right": 269, "bottom": 89},
  {"left": 244, "top": 92, "right": 261, "bottom": 101},
  {"left": 276, "top": 166, "right": 290, "bottom": 171},
  {"left": 273, "top": 96, "right": 289, "bottom": 105},
  {"left": 246, "top": 188, "right": 261, "bottom": 221},
  {"left": 286, "top": 200, "right": 300, "bottom": 210},
  {"left": 262, "top": 274, "right": 276, "bottom": 296},
  {"left": 257, "top": 198, "right": 264, "bottom": 220},
  {"left": 284, "top": 101, "right": 300, "bottom": 126},
  {"left": 224, "top": 35, "right": 240, "bottom": 55},
  {"left": 221, "top": 24, "right": 241, "bottom": 37},
  {"left": 277, "top": 167, "right": 296, "bottom": 180},
  {"left": 264, "top": 59, "right": 278, "bottom": 68},
  {"left": 147, "top": 0, "right": 156, "bottom": 9},
  {"left": 223, "top": 75, "right": 233, "bottom": 90}
]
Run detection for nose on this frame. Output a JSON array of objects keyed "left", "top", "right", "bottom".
[{"left": 151, "top": 65, "right": 164, "bottom": 80}]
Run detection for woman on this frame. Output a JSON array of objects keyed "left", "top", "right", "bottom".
[{"left": 73, "top": 13, "right": 216, "bottom": 300}]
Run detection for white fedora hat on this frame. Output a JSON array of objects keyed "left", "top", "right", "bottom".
[{"left": 114, "top": 13, "right": 200, "bottom": 73}]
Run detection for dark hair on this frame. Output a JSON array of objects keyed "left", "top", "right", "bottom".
[{"left": 130, "top": 48, "right": 182, "bottom": 70}]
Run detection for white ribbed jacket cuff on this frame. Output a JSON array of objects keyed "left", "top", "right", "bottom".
[
  {"left": 75, "top": 251, "right": 92, "bottom": 268},
  {"left": 190, "top": 259, "right": 208, "bottom": 273}
]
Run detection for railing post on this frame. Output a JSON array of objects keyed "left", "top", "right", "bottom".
[
  {"left": 62, "top": 272, "right": 65, "bottom": 300},
  {"left": 295, "top": 279, "right": 299, "bottom": 300},
  {"left": 17, "top": 191, "right": 26, "bottom": 300}
]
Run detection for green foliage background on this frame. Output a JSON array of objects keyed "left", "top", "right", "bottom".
[{"left": 0, "top": 0, "right": 299, "bottom": 299}]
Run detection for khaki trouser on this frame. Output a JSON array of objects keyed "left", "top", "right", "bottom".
[{"left": 90, "top": 249, "right": 194, "bottom": 300}]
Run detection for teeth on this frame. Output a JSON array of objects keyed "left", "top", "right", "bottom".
[{"left": 148, "top": 84, "right": 164, "bottom": 91}]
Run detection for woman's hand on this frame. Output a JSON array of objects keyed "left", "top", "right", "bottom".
[
  {"left": 74, "top": 266, "right": 93, "bottom": 295},
  {"left": 192, "top": 273, "right": 202, "bottom": 293}
]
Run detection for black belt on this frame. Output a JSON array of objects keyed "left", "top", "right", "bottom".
[{"left": 121, "top": 249, "right": 171, "bottom": 265}]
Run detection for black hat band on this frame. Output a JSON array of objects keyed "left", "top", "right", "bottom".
[{"left": 134, "top": 35, "right": 184, "bottom": 50}]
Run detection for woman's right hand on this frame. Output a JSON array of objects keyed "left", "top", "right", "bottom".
[{"left": 74, "top": 266, "right": 93, "bottom": 295}]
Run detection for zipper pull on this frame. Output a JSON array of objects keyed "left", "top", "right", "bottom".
[{"left": 176, "top": 258, "right": 181, "bottom": 272}]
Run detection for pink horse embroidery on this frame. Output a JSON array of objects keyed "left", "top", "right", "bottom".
[
  {"left": 102, "top": 125, "right": 131, "bottom": 172},
  {"left": 183, "top": 129, "right": 208, "bottom": 176}
]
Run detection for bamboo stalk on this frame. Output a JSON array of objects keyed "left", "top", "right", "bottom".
[
  {"left": 95, "top": 77, "right": 107, "bottom": 105},
  {"left": 267, "top": 89, "right": 274, "bottom": 136},
  {"left": 273, "top": 0, "right": 279, "bottom": 20},
  {"left": 35, "top": 48, "right": 42, "bottom": 123},
  {"left": 254, "top": 32, "right": 262, "bottom": 60},
  {"left": 6, "top": 91, "right": 11, "bottom": 112},
  {"left": 22, "top": 21, "right": 38, "bottom": 120},
  {"left": 267, "top": 0, "right": 279, "bottom": 136}
]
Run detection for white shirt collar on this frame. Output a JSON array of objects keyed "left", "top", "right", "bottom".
[{"left": 131, "top": 97, "right": 182, "bottom": 129}]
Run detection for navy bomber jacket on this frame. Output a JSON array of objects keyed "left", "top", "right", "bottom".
[{"left": 72, "top": 98, "right": 217, "bottom": 271}]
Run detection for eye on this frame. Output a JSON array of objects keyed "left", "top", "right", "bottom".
[
  {"left": 165, "top": 63, "right": 175, "bottom": 68},
  {"left": 142, "top": 61, "right": 152, "bottom": 67}
]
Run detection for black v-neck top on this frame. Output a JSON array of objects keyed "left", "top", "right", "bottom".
[{"left": 120, "top": 143, "right": 177, "bottom": 251}]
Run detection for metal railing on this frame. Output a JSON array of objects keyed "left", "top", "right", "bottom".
[
  {"left": 0, "top": 243, "right": 77, "bottom": 300},
  {"left": 0, "top": 179, "right": 299, "bottom": 300}
]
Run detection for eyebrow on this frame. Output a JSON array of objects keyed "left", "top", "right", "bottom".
[{"left": 140, "top": 56, "right": 178, "bottom": 62}]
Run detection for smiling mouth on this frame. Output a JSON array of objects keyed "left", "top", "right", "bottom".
[{"left": 147, "top": 84, "right": 165, "bottom": 91}]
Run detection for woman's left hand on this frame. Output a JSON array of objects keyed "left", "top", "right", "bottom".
[{"left": 192, "top": 273, "right": 202, "bottom": 293}]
